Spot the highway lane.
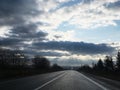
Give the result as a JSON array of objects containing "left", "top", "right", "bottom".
[
  {"left": 37, "top": 71, "right": 108, "bottom": 90},
  {"left": 0, "top": 70, "right": 118, "bottom": 90},
  {"left": 0, "top": 71, "right": 65, "bottom": 90}
]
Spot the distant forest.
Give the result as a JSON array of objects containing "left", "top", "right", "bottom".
[
  {"left": 0, "top": 48, "right": 63, "bottom": 79},
  {"left": 78, "top": 51, "right": 120, "bottom": 81}
]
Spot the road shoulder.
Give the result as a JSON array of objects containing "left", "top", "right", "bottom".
[{"left": 81, "top": 72, "right": 120, "bottom": 90}]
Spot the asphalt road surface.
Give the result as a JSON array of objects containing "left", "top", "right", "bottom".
[{"left": 0, "top": 70, "right": 119, "bottom": 90}]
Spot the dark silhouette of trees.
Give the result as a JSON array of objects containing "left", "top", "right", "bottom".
[
  {"left": 0, "top": 48, "right": 63, "bottom": 72},
  {"left": 79, "top": 56, "right": 115, "bottom": 73},
  {"left": 79, "top": 65, "right": 92, "bottom": 72},
  {"left": 51, "top": 63, "right": 63, "bottom": 71},
  {"left": 116, "top": 51, "right": 120, "bottom": 71},
  {"left": 33, "top": 56, "right": 50, "bottom": 70},
  {"left": 0, "top": 48, "right": 27, "bottom": 69},
  {"left": 78, "top": 51, "right": 120, "bottom": 81},
  {"left": 104, "top": 56, "right": 114, "bottom": 71},
  {"left": 96, "top": 59, "right": 104, "bottom": 71},
  {"left": 0, "top": 48, "right": 64, "bottom": 80}
]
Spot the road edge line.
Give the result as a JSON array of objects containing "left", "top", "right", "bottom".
[
  {"left": 34, "top": 73, "right": 65, "bottom": 90},
  {"left": 80, "top": 73, "right": 109, "bottom": 90}
]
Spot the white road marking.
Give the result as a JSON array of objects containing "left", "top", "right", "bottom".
[
  {"left": 80, "top": 73, "right": 109, "bottom": 90},
  {"left": 34, "top": 73, "right": 65, "bottom": 90}
]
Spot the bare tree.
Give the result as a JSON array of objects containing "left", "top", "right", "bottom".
[{"left": 33, "top": 56, "right": 50, "bottom": 69}]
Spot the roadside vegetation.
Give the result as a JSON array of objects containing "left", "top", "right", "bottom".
[
  {"left": 78, "top": 51, "right": 120, "bottom": 81},
  {"left": 0, "top": 48, "right": 63, "bottom": 80}
]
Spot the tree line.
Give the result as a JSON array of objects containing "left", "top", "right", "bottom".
[
  {"left": 0, "top": 48, "right": 63, "bottom": 79},
  {"left": 78, "top": 51, "right": 120, "bottom": 80}
]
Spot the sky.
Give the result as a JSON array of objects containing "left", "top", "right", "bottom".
[{"left": 0, "top": 0, "right": 120, "bottom": 66}]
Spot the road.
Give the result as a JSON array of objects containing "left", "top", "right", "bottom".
[{"left": 0, "top": 70, "right": 119, "bottom": 90}]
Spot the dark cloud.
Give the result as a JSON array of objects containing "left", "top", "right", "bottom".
[
  {"left": 0, "top": 0, "right": 48, "bottom": 51},
  {"left": 54, "top": 35, "right": 62, "bottom": 39},
  {"left": 9, "top": 23, "right": 48, "bottom": 40},
  {"left": 0, "top": 37, "right": 22, "bottom": 46},
  {"left": 36, "top": 51, "right": 67, "bottom": 57},
  {"left": 0, "top": 24, "right": 48, "bottom": 47},
  {"left": 105, "top": 1, "right": 120, "bottom": 9},
  {"left": 33, "top": 41, "right": 115, "bottom": 55},
  {"left": 0, "top": 0, "right": 44, "bottom": 26},
  {"left": 23, "top": 50, "right": 69, "bottom": 57}
]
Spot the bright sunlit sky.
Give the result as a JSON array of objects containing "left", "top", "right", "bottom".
[{"left": 0, "top": 0, "right": 120, "bottom": 66}]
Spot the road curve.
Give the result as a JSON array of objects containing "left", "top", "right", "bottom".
[{"left": 0, "top": 70, "right": 118, "bottom": 90}]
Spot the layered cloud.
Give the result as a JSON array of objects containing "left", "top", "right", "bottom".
[
  {"left": 33, "top": 41, "right": 115, "bottom": 55},
  {"left": 0, "top": 0, "right": 119, "bottom": 65},
  {"left": 36, "top": 0, "right": 120, "bottom": 30},
  {"left": 0, "top": 0, "right": 47, "bottom": 47}
]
